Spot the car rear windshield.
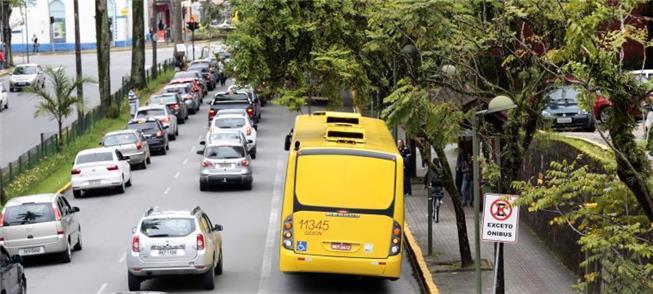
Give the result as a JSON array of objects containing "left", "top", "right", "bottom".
[
  {"left": 204, "top": 146, "right": 245, "bottom": 159},
  {"left": 13, "top": 66, "right": 37, "bottom": 75},
  {"left": 136, "top": 109, "right": 166, "bottom": 118},
  {"left": 209, "top": 132, "right": 242, "bottom": 142},
  {"left": 103, "top": 133, "right": 137, "bottom": 146},
  {"left": 215, "top": 117, "right": 245, "bottom": 128},
  {"left": 149, "top": 95, "right": 177, "bottom": 105},
  {"left": 128, "top": 122, "right": 159, "bottom": 132},
  {"left": 4, "top": 203, "right": 55, "bottom": 226},
  {"left": 140, "top": 218, "right": 196, "bottom": 238},
  {"left": 189, "top": 65, "right": 208, "bottom": 72},
  {"left": 212, "top": 94, "right": 249, "bottom": 104},
  {"left": 165, "top": 87, "right": 188, "bottom": 94},
  {"left": 76, "top": 152, "right": 114, "bottom": 164},
  {"left": 173, "top": 72, "right": 196, "bottom": 80}
]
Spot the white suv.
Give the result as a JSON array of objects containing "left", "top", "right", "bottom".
[{"left": 127, "top": 206, "right": 224, "bottom": 291}]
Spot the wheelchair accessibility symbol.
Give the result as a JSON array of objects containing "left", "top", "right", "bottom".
[{"left": 296, "top": 241, "right": 307, "bottom": 252}]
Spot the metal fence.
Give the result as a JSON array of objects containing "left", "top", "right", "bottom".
[{"left": 0, "top": 58, "right": 175, "bottom": 196}]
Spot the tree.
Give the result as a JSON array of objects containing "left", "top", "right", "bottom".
[
  {"left": 73, "top": 0, "right": 84, "bottom": 120},
  {"left": 24, "top": 67, "right": 93, "bottom": 151},
  {"left": 170, "top": 0, "right": 183, "bottom": 43},
  {"left": 95, "top": 0, "right": 112, "bottom": 116},
  {"left": 130, "top": 0, "right": 146, "bottom": 88},
  {"left": 1, "top": 0, "right": 23, "bottom": 67}
]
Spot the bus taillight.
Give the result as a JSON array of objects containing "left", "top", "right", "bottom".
[
  {"left": 282, "top": 215, "right": 294, "bottom": 250},
  {"left": 389, "top": 221, "right": 402, "bottom": 256}
]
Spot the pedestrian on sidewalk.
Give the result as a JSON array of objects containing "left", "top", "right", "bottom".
[
  {"left": 0, "top": 50, "right": 5, "bottom": 70},
  {"left": 398, "top": 139, "right": 412, "bottom": 196},
  {"left": 460, "top": 153, "right": 473, "bottom": 206},
  {"left": 32, "top": 35, "right": 39, "bottom": 53},
  {"left": 128, "top": 88, "right": 139, "bottom": 117}
]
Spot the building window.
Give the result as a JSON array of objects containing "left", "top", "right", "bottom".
[{"left": 49, "top": 0, "right": 65, "bottom": 43}]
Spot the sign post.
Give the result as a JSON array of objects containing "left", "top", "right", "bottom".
[{"left": 482, "top": 193, "right": 519, "bottom": 294}]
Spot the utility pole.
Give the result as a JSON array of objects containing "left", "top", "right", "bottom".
[
  {"left": 151, "top": 0, "right": 157, "bottom": 79},
  {"left": 24, "top": 3, "right": 29, "bottom": 63},
  {"left": 74, "top": 0, "right": 83, "bottom": 100}
]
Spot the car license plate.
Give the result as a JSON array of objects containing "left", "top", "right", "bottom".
[
  {"left": 330, "top": 243, "right": 352, "bottom": 251},
  {"left": 157, "top": 249, "right": 178, "bottom": 256},
  {"left": 556, "top": 117, "right": 572, "bottom": 124},
  {"left": 218, "top": 163, "right": 232, "bottom": 168},
  {"left": 19, "top": 246, "right": 43, "bottom": 256},
  {"left": 89, "top": 179, "right": 101, "bottom": 185}
]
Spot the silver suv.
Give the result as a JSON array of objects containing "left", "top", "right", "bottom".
[
  {"left": 127, "top": 206, "right": 223, "bottom": 291},
  {"left": 0, "top": 194, "right": 82, "bottom": 263},
  {"left": 197, "top": 140, "right": 253, "bottom": 191}
]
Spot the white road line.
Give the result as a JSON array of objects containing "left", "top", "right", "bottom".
[
  {"left": 96, "top": 283, "right": 108, "bottom": 294},
  {"left": 198, "top": 134, "right": 203, "bottom": 140},
  {"left": 174, "top": 172, "right": 180, "bottom": 179},
  {"left": 183, "top": 158, "right": 189, "bottom": 165},
  {"left": 258, "top": 158, "right": 284, "bottom": 294},
  {"left": 191, "top": 145, "right": 196, "bottom": 153},
  {"left": 164, "top": 187, "right": 171, "bottom": 195},
  {"left": 118, "top": 252, "right": 126, "bottom": 263}
]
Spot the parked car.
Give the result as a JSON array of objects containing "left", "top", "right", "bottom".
[
  {"left": 9, "top": 64, "right": 45, "bottom": 92},
  {"left": 135, "top": 105, "right": 178, "bottom": 140},
  {"left": 208, "top": 92, "right": 257, "bottom": 125},
  {"left": 101, "top": 129, "right": 151, "bottom": 169},
  {"left": 172, "top": 71, "right": 207, "bottom": 96},
  {"left": 589, "top": 71, "right": 652, "bottom": 123},
  {"left": 164, "top": 84, "right": 200, "bottom": 114},
  {"left": 71, "top": 147, "right": 133, "bottom": 198},
  {"left": 0, "top": 245, "right": 26, "bottom": 294},
  {"left": 197, "top": 140, "right": 254, "bottom": 190},
  {"left": 210, "top": 114, "right": 258, "bottom": 158},
  {"left": 541, "top": 85, "right": 596, "bottom": 132},
  {"left": 188, "top": 63, "right": 216, "bottom": 91},
  {"left": 0, "top": 85, "right": 7, "bottom": 112},
  {"left": 0, "top": 193, "right": 82, "bottom": 263},
  {"left": 149, "top": 93, "right": 189, "bottom": 124},
  {"left": 127, "top": 118, "right": 170, "bottom": 155},
  {"left": 127, "top": 206, "right": 223, "bottom": 291}
]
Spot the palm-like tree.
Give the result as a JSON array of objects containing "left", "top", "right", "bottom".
[{"left": 24, "top": 67, "right": 93, "bottom": 151}]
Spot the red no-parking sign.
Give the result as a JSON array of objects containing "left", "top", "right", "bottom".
[{"left": 481, "top": 194, "right": 519, "bottom": 243}]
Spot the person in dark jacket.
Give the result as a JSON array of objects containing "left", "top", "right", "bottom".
[{"left": 398, "top": 139, "right": 412, "bottom": 196}]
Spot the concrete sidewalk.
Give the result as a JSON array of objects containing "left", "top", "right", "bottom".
[{"left": 406, "top": 145, "right": 577, "bottom": 294}]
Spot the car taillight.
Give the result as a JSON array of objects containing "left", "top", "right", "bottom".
[
  {"left": 57, "top": 229, "right": 64, "bottom": 235},
  {"left": 53, "top": 205, "right": 62, "bottom": 221},
  {"left": 132, "top": 235, "right": 140, "bottom": 252},
  {"left": 197, "top": 234, "right": 205, "bottom": 250},
  {"left": 161, "top": 117, "right": 170, "bottom": 124},
  {"left": 240, "top": 159, "right": 249, "bottom": 167},
  {"left": 201, "top": 160, "right": 213, "bottom": 168},
  {"left": 389, "top": 220, "right": 402, "bottom": 256},
  {"left": 71, "top": 168, "right": 81, "bottom": 175},
  {"left": 246, "top": 126, "right": 252, "bottom": 136},
  {"left": 0, "top": 213, "right": 5, "bottom": 227},
  {"left": 246, "top": 107, "right": 254, "bottom": 117},
  {"left": 281, "top": 215, "right": 293, "bottom": 250},
  {"left": 155, "top": 131, "right": 163, "bottom": 137},
  {"left": 107, "top": 164, "right": 119, "bottom": 171},
  {"left": 172, "top": 103, "right": 180, "bottom": 110},
  {"left": 136, "top": 142, "right": 143, "bottom": 150}
]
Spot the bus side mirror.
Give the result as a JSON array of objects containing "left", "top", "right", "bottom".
[{"left": 284, "top": 134, "right": 291, "bottom": 151}]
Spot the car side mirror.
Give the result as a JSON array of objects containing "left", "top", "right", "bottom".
[
  {"left": 253, "top": 125, "right": 258, "bottom": 131},
  {"left": 284, "top": 134, "right": 292, "bottom": 151},
  {"left": 163, "top": 125, "right": 169, "bottom": 129},
  {"left": 247, "top": 139, "right": 253, "bottom": 144},
  {"left": 196, "top": 149, "right": 204, "bottom": 155},
  {"left": 131, "top": 227, "right": 136, "bottom": 234},
  {"left": 71, "top": 206, "right": 80, "bottom": 213},
  {"left": 214, "top": 224, "right": 223, "bottom": 231},
  {"left": 10, "top": 255, "right": 22, "bottom": 264},
  {"left": 99, "top": 141, "right": 103, "bottom": 146},
  {"left": 199, "top": 140, "right": 206, "bottom": 145}
]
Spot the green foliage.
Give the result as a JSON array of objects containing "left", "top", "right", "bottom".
[{"left": 514, "top": 158, "right": 653, "bottom": 292}]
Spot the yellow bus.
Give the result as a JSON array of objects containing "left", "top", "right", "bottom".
[{"left": 278, "top": 111, "right": 404, "bottom": 279}]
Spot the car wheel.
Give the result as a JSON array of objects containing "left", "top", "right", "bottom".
[
  {"left": 215, "top": 249, "right": 223, "bottom": 275},
  {"left": 60, "top": 241, "right": 72, "bottom": 263},
  {"left": 146, "top": 156, "right": 151, "bottom": 164},
  {"left": 166, "top": 143, "right": 170, "bottom": 151},
  {"left": 126, "top": 176, "right": 132, "bottom": 187},
  {"left": 251, "top": 147, "right": 257, "bottom": 159},
  {"left": 200, "top": 181, "right": 208, "bottom": 191},
  {"left": 599, "top": 107, "right": 612, "bottom": 124},
  {"left": 244, "top": 180, "right": 252, "bottom": 191},
  {"left": 160, "top": 147, "right": 167, "bottom": 155},
  {"left": 128, "top": 272, "right": 141, "bottom": 291},
  {"left": 73, "top": 227, "right": 82, "bottom": 251},
  {"left": 169, "top": 134, "right": 176, "bottom": 141},
  {"left": 73, "top": 190, "right": 82, "bottom": 199},
  {"left": 117, "top": 178, "right": 126, "bottom": 194},
  {"left": 20, "top": 276, "right": 26, "bottom": 294},
  {"left": 141, "top": 160, "right": 147, "bottom": 170},
  {"left": 9, "top": 87, "right": 13, "bottom": 92},
  {"left": 586, "top": 121, "right": 597, "bottom": 132},
  {"left": 202, "top": 265, "right": 216, "bottom": 290}
]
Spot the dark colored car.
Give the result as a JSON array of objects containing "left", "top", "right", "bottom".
[
  {"left": 127, "top": 119, "right": 170, "bottom": 155},
  {"left": 189, "top": 64, "right": 216, "bottom": 91},
  {"left": 541, "top": 85, "right": 596, "bottom": 132},
  {"left": 0, "top": 245, "right": 26, "bottom": 294},
  {"left": 208, "top": 92, "right": 256, "bottom": 125},
  {"left": 149, "top": 93, "right": 189, "bottom": 124}
]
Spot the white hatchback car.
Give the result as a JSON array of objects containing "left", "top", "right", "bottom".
[
  {"left": 210, "top": 114, "right": 257, "bottom": 158},
  {"left": 0, "top": 85, "right": 7, "bottom": 112},
  {"left": 71, "top": 147, "right": 132, "bottom": 198}
]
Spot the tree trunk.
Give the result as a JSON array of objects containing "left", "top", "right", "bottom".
[
  {"left": 1, "top": 3, "right": 13, "bottom": 67},
  {"left": 131, "top": 0, "right": 146, "bottom": 88},
  {"left": 74, "top": 0, "right": 84, "bottom": 118},
  {"left": 609, "top": 98, "right": 653, "bottom": 222},
  {"left": 57, "top": 120, "right": 63, "bottom": 152},
  {"left": 95, "top": 0, "right": 112, "bottom": 115},
  {"left": 170, "top": 0, "right": 183, "bottom": 43}
]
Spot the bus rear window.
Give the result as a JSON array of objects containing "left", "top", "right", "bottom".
[{"left": 295, "top": 155, "right": 395, "bottom": 210}]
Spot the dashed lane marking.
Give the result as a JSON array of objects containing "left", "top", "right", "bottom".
[
  {"left": 96, "top": 283, "right": 107, "bottom": 294},
  {"left": 118, "top": 252, "right": 126, "bottom": 263},
  {"left": 191, "top": 146, "right": 196, "bottom": 153},
  {"left": 183, "top": 158, "right": 189, "bottom": 165},
  {"left": 174, "top": 172, "right": 180, "bottom": 179},
  {"left": 164, "top": 187, "right": 171, "bottom": 195},
  {"left": 258, "top": 158, "right": 284, "bottom": 294}
]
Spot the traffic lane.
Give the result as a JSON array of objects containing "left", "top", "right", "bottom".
[{"left": 22, "top": 85, "right": 226, "bottom": 293}]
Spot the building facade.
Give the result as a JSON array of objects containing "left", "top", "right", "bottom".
[{"left": 9, "top": 0, "right": 147, "bottom": 52}]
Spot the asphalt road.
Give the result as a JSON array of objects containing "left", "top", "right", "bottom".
[
  {"left": 20, "top": 83, "right": 421, "bottom": 293},
  {"left": 0, "top": 46, "right": 177, "bottom": 167}
]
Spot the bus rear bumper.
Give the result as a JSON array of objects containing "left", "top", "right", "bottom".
[{"left": 279, "top": 249, "right": 401, "bottom": 279}]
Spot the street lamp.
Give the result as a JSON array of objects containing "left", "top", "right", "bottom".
[{"left": 472, "top": 95, "right": 516, "bottom": 294}]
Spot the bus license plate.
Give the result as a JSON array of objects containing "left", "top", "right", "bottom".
[
  {"left": 331, "top": 243, "right": 352, "bottom": 251},
  {"left": 157, "top": 249, "right": 178, "bottom": 256}
]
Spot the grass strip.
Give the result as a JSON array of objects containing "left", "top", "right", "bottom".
[{"left": 4, "top": 68, "right": 176, "bottom": 199}]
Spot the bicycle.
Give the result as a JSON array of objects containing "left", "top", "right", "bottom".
[{"left": 431, "top": 185, "right": 444, "bottom": 223}]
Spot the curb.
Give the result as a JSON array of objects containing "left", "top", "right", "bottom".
[
  {"left": 404, "top": 223, "right": 439, "bottom": 294},
  {"left": 56, "top": 182, "right": 71, "bottom": 195}
]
